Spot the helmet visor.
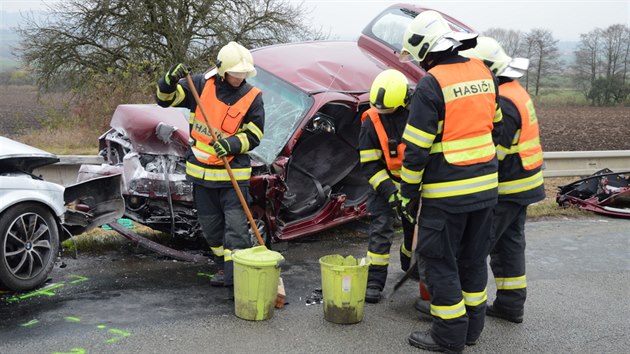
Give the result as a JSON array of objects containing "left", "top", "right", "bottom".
[{"left": 227, "top": 71, "right": 248, "bottom": 79}]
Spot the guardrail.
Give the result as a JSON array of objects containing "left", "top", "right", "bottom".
[
  {"left": 543, "top": 150, "right": 630, "bottom": 177},
  {"left": 34, "top": 151, "right": 630, "bottom": 186}
]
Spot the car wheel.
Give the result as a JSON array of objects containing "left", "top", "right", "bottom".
[
  {"left": 0, "top": 203, "right": 60, "bottom": 291},
  {"left": 249, "top": 219, "right": 270, "bottom": 248}
]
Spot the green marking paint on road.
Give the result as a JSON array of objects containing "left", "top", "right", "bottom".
[
  {"left": 64, "top": 316, "right": 81, "bottom": 322},
  {"left": 96, "top": 325, "right": 107, "bottom": 329},
  {"left": 7, "top": 283, "right": 65, "bottom": 302},
  {"left": 104, "top": 328, "right": 131, "bottom": 343},
  {"left": 68, "top": 275, "right": 89, "bottom": 284},
  {"left": 52, "top": 348, "right": 86, "bottom": 354},
  {"left": 19, "top": 319, "right": 40, "bottom": 327},
  {"left": 4, "top": 274, "right": 89, "bottom": 303},
  {"left": 197, "top": 272, "right": 214, "bottom": 278}
]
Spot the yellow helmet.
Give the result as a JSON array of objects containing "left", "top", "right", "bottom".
[
  {"left": 216, "top": 41, "right": 257, "bottom": 79},
  {"left": 369, "top": 69, "right": 409, "bottom": 114},
  {"left": 400, "top": 10, "right": 477, "bottom": 63},
  {"left": 460, "top": 36, "right": 530, "bottom": 78}
]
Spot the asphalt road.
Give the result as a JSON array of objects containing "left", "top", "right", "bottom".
[{"left": 1, "top": 218, "right": 629, "bottom": 353}]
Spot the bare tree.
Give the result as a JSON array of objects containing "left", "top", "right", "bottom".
[
  {"left": 16, "top": 0, "right": 326, "bottom": 92},
  {"left": 521, "top": 29, "right": 561, "bottom": 95},
  {"left": 573, "top": 29, "right": 603, "bottom": 98},
  {"left": 483, "top": 27, "right": 523, "bottom": 57},
  {"left": 600, "top": 24, "right": 628, "bottom": 79},
  {"left": 573, "top": 24, "right": 630, "bottom": 105}
]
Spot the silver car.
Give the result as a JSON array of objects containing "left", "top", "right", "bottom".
[{"left": 0, "top": 137, "right": 124, "bottom": 291}]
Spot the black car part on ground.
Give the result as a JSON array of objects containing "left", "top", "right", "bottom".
[{"left": 556, "top": 168, "right": 630, "bottom": 218}]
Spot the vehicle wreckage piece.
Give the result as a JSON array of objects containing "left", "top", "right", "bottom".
[
  {"left": 107, "top": 222, "right": 209, "bottom": 263},
  {"left": 556, "top": 169, "right": 630, "bottom": 218}
]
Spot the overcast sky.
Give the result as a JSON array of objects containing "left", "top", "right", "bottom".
[
  {"left": 305, "top": 0, "right": 629, "bottom": 41},
  {"left": 2, "top": 0, "right": 629, "bottom": 41}
]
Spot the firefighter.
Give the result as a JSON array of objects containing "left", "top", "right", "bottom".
[
  {"left": 155, "top": 41, "right": 264, "bottom": 289},
  {"left": 398, "top": 11, "right": 503, "bottom": 353},
  {"left": 461, "top": 37, "right": 545, "bottom": 324},
  {"left": 359, "top": 69, "right": 418, "bottom": 303}
]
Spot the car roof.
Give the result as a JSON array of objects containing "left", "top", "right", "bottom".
[{"left": 251, "top": 40, "right": 390, "bottom": 94}]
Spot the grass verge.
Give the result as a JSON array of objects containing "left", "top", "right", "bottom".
[{"left": 62, "top": 222, "right": 173, "bottom": 254}]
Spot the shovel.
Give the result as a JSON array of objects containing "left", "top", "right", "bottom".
[
  {"left": 185, "top": 74, "right": 285, "bottom": 306},
  {"left": 382, "top": 203, "right": 421, "bottom": 299}
]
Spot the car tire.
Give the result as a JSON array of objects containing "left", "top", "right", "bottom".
[
  {"left": 249, "top": 219, "right": 270, "bottom": 248},
  {"left": 0, "top": 203, "right": 60, "bottom": 291}
]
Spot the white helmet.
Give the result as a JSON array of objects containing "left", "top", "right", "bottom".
[
  {"left": 216, "top": 41, "right": 257, "bottom": 79},
  {"left": 460, "top": 37, "right": 529, "bottom": 78},
  {"left": 400, "top": 10, "right": 478, "bottom": 63}
]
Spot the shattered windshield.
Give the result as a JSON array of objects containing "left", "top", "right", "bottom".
[{"left": 248, "top": 68, "right": 313, "bottom": 165}]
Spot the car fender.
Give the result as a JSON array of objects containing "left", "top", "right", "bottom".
[{"left": 0, "top": 177, "right": 66, "bottom": 218}]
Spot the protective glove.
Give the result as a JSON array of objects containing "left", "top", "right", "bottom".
[
  {"left": 164, "top": 63, "right": 191, "bottom": 86},
  {"left": 213, "top": 139, "right": 231, "bottom": 158},
  {"left": 388, "top": 191, "right": 402, "bottom": 217},
  {"left": 401, "top": 195, "right": 420, "bottom": 224}
]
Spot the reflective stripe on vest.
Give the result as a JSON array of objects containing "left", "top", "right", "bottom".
[
  {"left": 362, "top": 108, "right": 405, "bottom": 177},
  {"left": 500, "top": 80, "right": 543, "bottom": 170},
  {"left": 367, "top": 251, "right": 390, "bottom": 266},
  {"left": 498, "top": 170, "right": 544, "bottom": 195},
  {"left": 430, "top": 299, "right": 466, "bottom": 320},
  {"left": 496, "top": 275, "right": 527, "bottom": 290},
  {"left": 422, "top": 172, "right": 498, "bottom": 199},
  {"left": 429, "top": 59, "right": 497, "bottom": 166},
  {"left": 191, "top": 77, "right": 260, "bottom": 166},
  {"left": 462, "top": 288, "right": 487, "bottom": 307},
  {"left": 185, "top": 161, "right": 251, "bottom": 181}
]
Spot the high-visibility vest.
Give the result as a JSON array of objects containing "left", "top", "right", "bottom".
[
  {"left": 428, "top": 59, "right": 496, "bottom": 166},
  {"left": 190, "top": 77, "right": 260, "bottom": 166},
  {"left": 499, "top": 80, "right": 543, "bottom": 170},
  {"left": 361, "top": 107, "right": 405, "bottom": 177}
]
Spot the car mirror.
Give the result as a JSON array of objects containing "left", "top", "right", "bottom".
[{"left": 155, "top": 122, "right": 178, "bottom": 144}]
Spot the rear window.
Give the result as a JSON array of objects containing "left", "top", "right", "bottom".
[{"left": 369, "top": 8, "right": 471, "bottom": 53}]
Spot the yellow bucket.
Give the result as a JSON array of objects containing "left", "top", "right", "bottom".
[
  {"left": 232, "top": 246, "right": 284, "bottom": 321},
  {"left": 319, "top": 254, "right": 369, "bottom": 324}
]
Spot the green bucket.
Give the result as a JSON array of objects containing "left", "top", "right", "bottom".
[
  {"left": 232, "top": 246, "right": 285, "bottom": 321},
  {"left": 319, "top": 254, "right": 369, "bottom": 324}
]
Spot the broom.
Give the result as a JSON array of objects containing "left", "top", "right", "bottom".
[{"left": 185, "top": 74, "right": 285, "bottom": 308}]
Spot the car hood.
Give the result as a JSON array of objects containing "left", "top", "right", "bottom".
[
  {"left": 252, "top": 40, "right": 388, "bottom": 94},
  {"left": 0, "top": 136, "right": 60, "bottom": 173}
]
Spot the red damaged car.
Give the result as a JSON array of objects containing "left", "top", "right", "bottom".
[{"left": 78, "top": 4, "right": 474, "bottom": 244}]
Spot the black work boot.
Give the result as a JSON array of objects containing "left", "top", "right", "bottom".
[
  {"left": 210, "top": 270, "right": 225, "bottom": 287},
  {"left": 486, "top": 304, "right": 523, "bottom": 323},
  {"left": 365, "top": 285, "right": 382, "bottom": 303},
  {"left": 408, "top": 330, "right": 462, "bottom": 353}
]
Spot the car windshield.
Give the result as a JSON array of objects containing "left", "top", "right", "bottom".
[
  {"left": 248, "top": 68, "right": 313, "bottom": 165},
  {"left": 370, "top": 8, "right": 470, "bottom": 53}
]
